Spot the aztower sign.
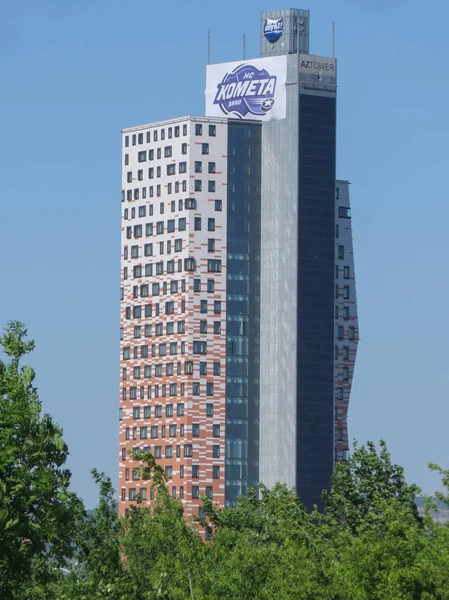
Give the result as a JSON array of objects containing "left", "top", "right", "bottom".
[
  {"left": 205, "top": 56, "right": 287, "bottom": 121},
  {"left": 299, "top": 54, "right": 336, "bottom": 78}
]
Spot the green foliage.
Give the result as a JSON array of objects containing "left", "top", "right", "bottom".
[
  {"left": 323, "top": 440, "right": 422, "bottom": 532},
  {"left": 0, "top": 322, "right": 83, "bottom": 599},
  {"left": 3, "top": 322, "right": 449, "bottom": 599}
]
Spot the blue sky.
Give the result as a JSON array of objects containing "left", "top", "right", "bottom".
[{"left": 1, "top": 0, "right": 449, "bottom": 507}]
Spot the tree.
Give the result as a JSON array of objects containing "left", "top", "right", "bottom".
[
  {"left": 323, "top": 440, "right": 422, "bottom": 532},
  {"left": 0, "top": 322, "right": 82, "bottom": 599}
]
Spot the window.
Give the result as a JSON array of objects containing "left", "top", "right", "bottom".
[
  {"left": 177, "top": 403, "right": 184, "bottom": 416},
  {"left": 179, "top": 161, "right": 187, "bottom": 173},
  {"left": 343, "top": 286, "right": 350, "bottom": 300},
  {"left": 343, "top": 367, "right": 349, "bottom": 380},
  {"left": 214, "top": 301, "right": 221, "bottom": 314},
  {"left": 200, "top": 362, "right": 207, "bottom": 375},
  {"left": 208, "top": 239, "right": 215, "bottom": 252},
  {"left": 344, "top": 306, "right": 350, "bottom": 320},
  {"left": 129, "top": 488, "right": 136, "bottom": 501},
  {"left": 212, "top": 445, "right": 220, "bottom": 458},
  {"left": 339, "top": 206, "right": 351, "bottom": 218},
  {"left": 192, "top": 382, "right": 200, "bottom": 395},
  {"left": 138, "top": 151, "right": 147, "bottom": 162},
  {"left": 215, "top": 199, "right": 222, "bottom": 212},
  {"left": 349, "top": 327, "right": 355, "bottom": 341},
  {"left": 205, "top": 486, "right": 213, "bottom": 499},
  {"left": 344, "top": 266, "right": 350, "bottom": 279},
  {"left": 206, "top": 403, "right": 214, "bottom": 417},
  {"left": 165, "top": 466, "right": 173, "bottom": 479},
  {"left": 200, "top": 320, "right": 207, "bottom": 334},
  {"left": 154, "top": 446, "right": 162, "bottom": 459},
  {"left": 195, "top": 123, "right": 202, "bottom": 135},
  {"left": 164, "top": 145, "right": 172, "bottom": 158},
  {"left": 181, "top": 143, "right": 187, "bottom": 155},
  {"left": 337, "top": 326, "right": 344, "bottom": 340},
  {"left": 207, "top": 382, "right": 214, "bottom": 396},
  {"left": 209, "top": 124, "right": 216, "bottom": 136},
  {"left": 336, "top": 224, "right": 339, "bottom": 238},
  {"left": 167, "top": 164, "right": 176, "bottom": 176},
  {"left": 192, "top": 486, "right": 199, "bottom": 499},
  {"left": 343, "top": 346, "right": 350, "bottom": 360},
  {"left": 184, "top": 444, "right": 193, "bottom": 457},
  {"left": 207, "top": 279, "right": 215, "bottom": 293},
  {"left": 192, "top": 465, "right": 199, "bottom": 478},
  {"left": 194, "top": 279, "right": 201, "bottom": 292},
  {"left": 208, "top": 218, "right": 215, "bottom": 231},
  {"left": 208, "top": 260, "right": 221, "bottom": 273},
  {"left": 137, "top": 171, "right": 143, "bottom": 182},
  {"left": 213, "top": 321, "right": 221, "bottom": 334},
  {"left": 208, "top": 181, "right": 216, "bottom": 192},
  {"left": 165, "top": 446, "right": 173, "bottom": 458},
  {"left": 202, "top": 143, "right": 209, "bottom": 154},
  {"left": 179, "top": 217, "right": 186, "bottom": 231},
  {"left": 213, "top": 466, "right": 220, "bottom": 479},
  {"left": 194, "top": 217, "right": 201, "bottom": 231},
  {"left": 125, "top": 135, "right": 129, "bottom": 147},
  {"left": 138, "top": 133, "right": 143, "bottom": 144},
  {"left": 195, "top": 161, "right": 202, "bottom": 173},
  {"left": 338, "top": 245, "right": 344, "bottom": 259},
  {"left": 184, "top": 257, "right": 196, "bottom": 271},
  {"left": 208, "top": 162, "right": 216, "bottom": 174},
  {"left": 193, "top": 341, "right": 207, "bottom": 354},
  {"left": 194, "top": 180, "right": 202, "bottom": 192},
  {"left": 213, "top": 362, "right": 221, "bottom": 376}
]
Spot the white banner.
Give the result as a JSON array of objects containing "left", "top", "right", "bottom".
[{"left": 205, "top": 55, "right": 287, "bottom": 122}]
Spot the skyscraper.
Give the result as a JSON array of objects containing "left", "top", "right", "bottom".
[{"left": 118, "top": 8, "right": 358, "bottom": 517}]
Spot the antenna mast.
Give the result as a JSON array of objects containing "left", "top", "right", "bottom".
[
  {"left": 243, "top": 33, "right": 246, "bottom": 59},
  {"left": 208, "top": 29, "right": 211, "bottom": 64},
  {"left": 332, "top": 22, "right": 335, "bottom": 58}
]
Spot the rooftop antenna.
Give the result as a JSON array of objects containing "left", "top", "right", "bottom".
[
  {"left": 332, "top": 21, "right": 335, "bottom": 58},
  {"left": 208, "top": 28, "right": 211, "bottom": 64},
  {"left": 243, "top": 33, "right": 246, "bottom": 59}
]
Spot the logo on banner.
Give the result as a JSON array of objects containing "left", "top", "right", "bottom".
[
  {"left": 264, "top": 18, "right": 284, "bottom": 43},
  {"left": 213, "top": 63, "right": 277, "bottom": 118}
]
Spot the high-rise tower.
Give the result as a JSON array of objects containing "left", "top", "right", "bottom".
[
  {"left": 259, "top": 9, "right": 339, "bottom": 508},
  {"left": 118, "top": 8, "right": 359, "bottom": 517}
]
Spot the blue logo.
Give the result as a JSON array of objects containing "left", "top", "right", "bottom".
[
  {"left": 264, "top": 18, "right": 284, "bottom": 43},
  {"left": 213, "top": 63, "right": 277, "bottom": 118}
]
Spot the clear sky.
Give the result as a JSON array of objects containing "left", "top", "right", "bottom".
[{"left": 1, "top": 0, "right": 449, "bottom": 507}]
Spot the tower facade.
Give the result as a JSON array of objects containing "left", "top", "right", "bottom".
[
  {"left": 259, "top": 9, "right": 338, "bottom": 508},
  {"left": 334, "top": 181, "right": 359, "bottom": 461},
  {"left": 118, "top": 7, "right": 359, "bottom": 516},
  {"left": 119, "top": 117, "right": 262, "bottom": 516}
]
